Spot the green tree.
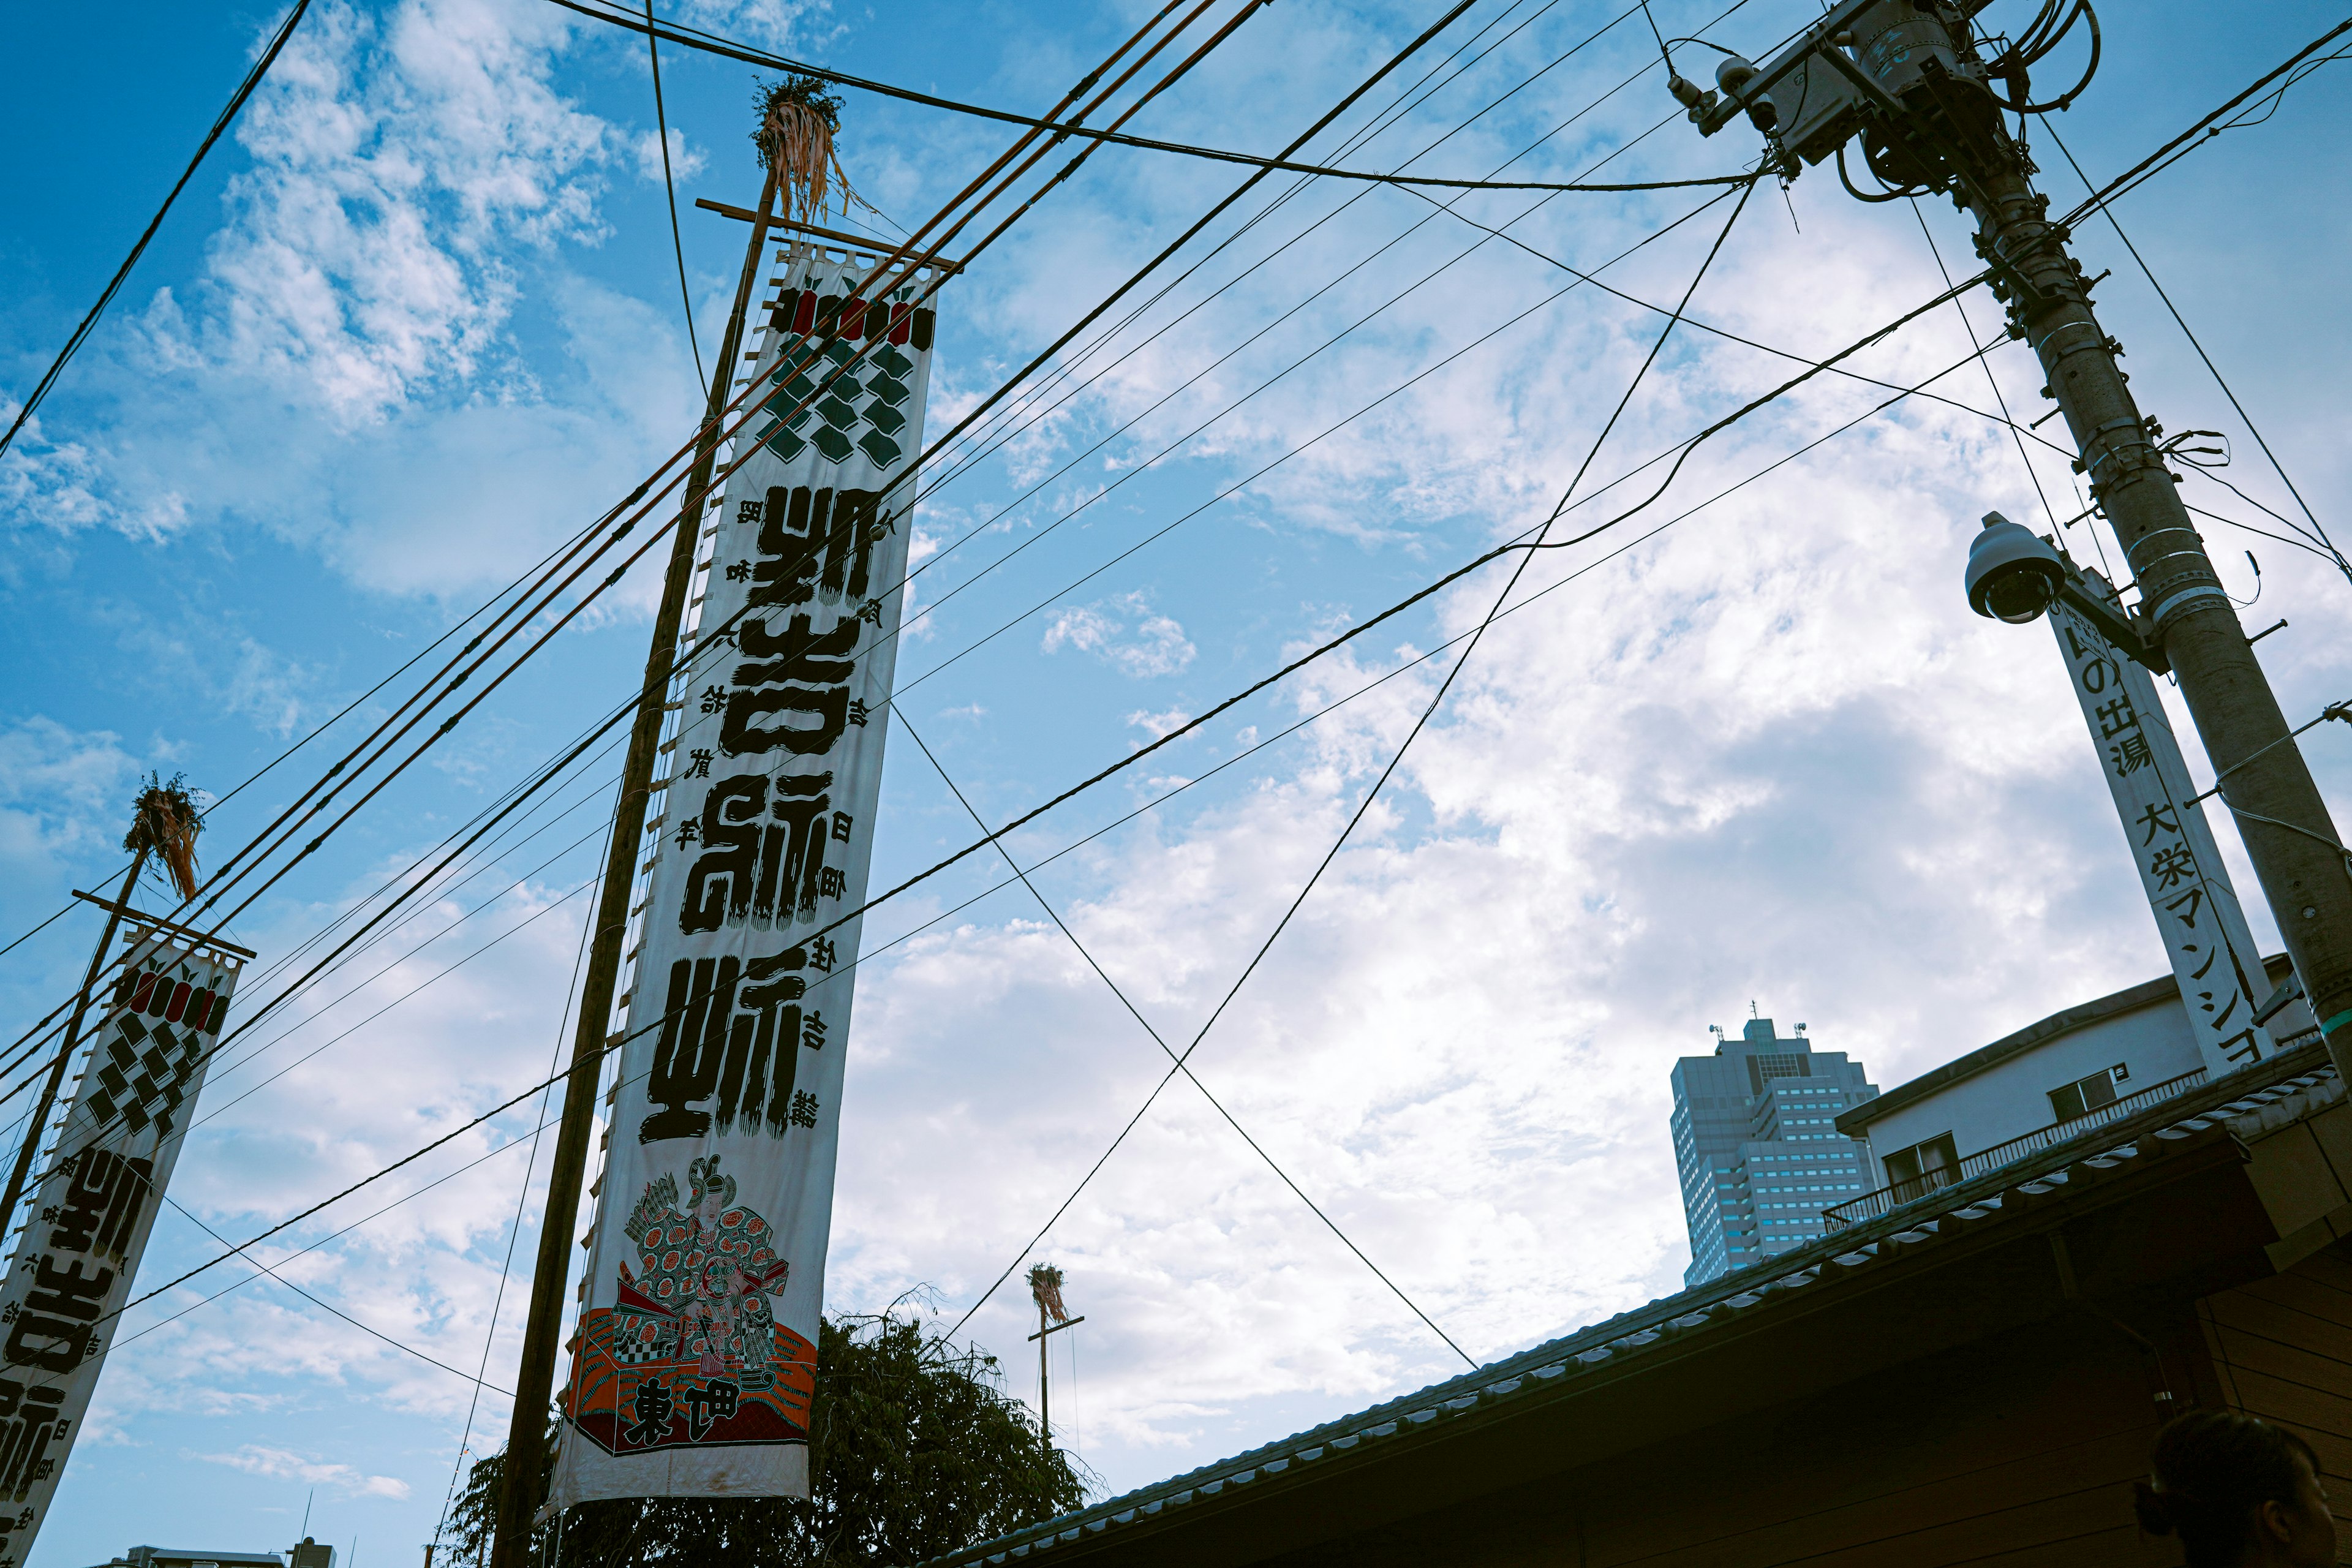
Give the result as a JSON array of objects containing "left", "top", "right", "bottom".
[{"left": 447, "top": 1310, "right": 1085, "bottom": 1567}]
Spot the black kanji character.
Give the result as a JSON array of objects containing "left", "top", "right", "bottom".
[
  {"left": 790, "top": 1091, "right": 820, "bottom": 1128},
  {"left": 2218, "top": 1028, "right": 2263, "bottom": 1065},
  {"left": 622, "top": 1378, "right": 676, "bottom": 1446},
  {"left": 802, "top": 1012, "right": 827, "bottom": 1050},
  {"left": 2136, "top": 801, "right": 2180, "bottom": 845},
  {"left": 2109, "top": 732, "right": 2154, "bottom": 776},
  {"left": 831, "top": 810, "right": 853, "bottom": 844},
  {"left": 2148, "top": 845, "right": 2197, "bottom": 889},
  {"left": 725, "top": 559, "right": 753, "bottom": 583},
  {"left": 847, "top": 698, "right": 871, "bottom": 728},
  {"left": 820, "top": 867, "right": 846, "bottom": 900},
  {"left": 807, "top": 937, "right": 835, "bottom": 972},
  {"left": 682, "top": 1378, "right": 741, "bottom": 1441},
  {"left": 684, "top": 749, "right": 714, "bottom": 780},
  {"left": 676, "top": 818, "right": 701, "bottom": 850},
  {"left": 856, "top": 597, "right": 883, "bottom": 625},
  {"left": 736, "top": 501, "right": 763, "bottom": 527},
  {"left": 699, "top": 685, "right": 728, "bottom": 715},
  {"left": 682, "top": 1378, "right": 742, "bottom": 1441},
  {"left": 2095, "top": 695, "right": 2139, "bottom": 740}
]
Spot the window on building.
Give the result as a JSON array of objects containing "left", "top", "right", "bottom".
[
  {"left": 1883, "top": 1132, "right": 1959, "bottom": 1202},
  {"left": 2048, "top": 1064, "right": 2129, "bottom": 1122}
]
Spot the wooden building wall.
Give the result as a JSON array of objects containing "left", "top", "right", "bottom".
[
  {"left": 1261, "top": 1247, "right": 2352, "bottom": 1568},
  {"left": 2198, "top": 1235, "right": 2352, "bottom": 1509}
]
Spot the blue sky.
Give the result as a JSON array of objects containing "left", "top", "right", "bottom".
[{"left": 4, "top": 0, "right": 2350, "bottom": 1561}]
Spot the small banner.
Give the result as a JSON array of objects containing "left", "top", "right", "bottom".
[
  {"left": 0, "top": 927, "right": 246, "bottom": 1566},
  {"left": 551, "top": 245, "right": 941, "bottom": 1506},
  {"left": 2050, "top": 586, "right": 2278, "bottom": 1074}
]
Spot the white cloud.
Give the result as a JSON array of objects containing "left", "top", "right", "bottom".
[
  {"left": 1125, "top": 707, "right": 1191, "bottom": 741},
  {"left": 192, "top": 1444, "right": 413, "bottom": 1499},
  {"left": 1042, "top": 592, "right": 1196, "bottom": 677},
  {"left": 630, "top": 126, "right": 706, "bottom": 186}
]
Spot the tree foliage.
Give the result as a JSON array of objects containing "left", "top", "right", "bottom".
[{"left": 448, "top": 1310, "right": 1085, "bottom": 1568}]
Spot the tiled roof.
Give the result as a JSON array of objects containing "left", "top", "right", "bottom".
[{"left": 922, "top": 1041, "right": 2339, "bottom": 1568}]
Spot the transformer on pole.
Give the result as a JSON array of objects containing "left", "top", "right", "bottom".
[{"left": 1676, "top": 1, "right": 2352, "bottom": 1071}]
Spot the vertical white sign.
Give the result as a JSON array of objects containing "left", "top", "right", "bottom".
[
  {"left": 2050, "top": 585, "right": 2279, "bottom": 1074},
  {"left": 0, "top": 928, "right": 245, "bottom": 1566},
  {"left": 551, "top": 246, "right": 940, "bottom": 1506}
]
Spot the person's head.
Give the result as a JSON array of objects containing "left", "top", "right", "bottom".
[{"left": 2136, "top": 1410, "right": 2335, "bottom": 1566}]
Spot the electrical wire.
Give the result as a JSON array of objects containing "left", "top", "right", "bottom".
[
  {"left": 896, "top": 709, "right": 1473, "bottom": 1365},
  {"left": 546, "top": 0, "right": 1752, "bottom": 195},
  {"left": 644, "top": 0, "right": 706, "bottom": 396},
  {"left": 902, "top": 0, "right": 1681, "bottom": 508},
  {"left": 1911, "top": 198, "right": 2060, "bottom": 533},
  {"left": 2055, "top": 18, "right": 2352, "bottom": 230},
  {"left": 0, "top": 0, "right": 315, "bottom": 460},
  {"left": 2042, "top": 124, "right": 2348, "bottom": 586},
  {"left": 935, "top": 175, "right": 1760, "bottom": 1353},
  {"left": 891, "top": 183, "right": 1753, "bottom": 707},
  {"left": 161, "top": 1192, "right": 515, "bottom": 1395},
  {"left": 889, "top": 148, "right": 1743, "bottom": 674},
  {"left": 45, "top": 316, "right": 2020, "bottom": 1398},
  {"left": 433, "top": 809, "right": 606, "bottom": 1553},
  {"left": 16, "top": 0, "right": 1302, "bottom": 1253}
]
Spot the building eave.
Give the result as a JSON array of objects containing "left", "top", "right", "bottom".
[{"left": 919, "top": 1040, "right": 2337, "bottom": 1568}]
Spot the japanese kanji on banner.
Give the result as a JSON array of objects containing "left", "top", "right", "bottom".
[
  {"left": 0, "top": 927, "right": 245, "bottom": 1567},
  {"left": 2050, "top": 579, "right": 2279, "bottom": 1074},
  {"left": 550, "top": 246, "right": 941, "bottom": 1506}
]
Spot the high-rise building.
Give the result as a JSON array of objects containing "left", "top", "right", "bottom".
[{"left": 1670, "top": 1017, "right": 1879, "bottom": 1287}]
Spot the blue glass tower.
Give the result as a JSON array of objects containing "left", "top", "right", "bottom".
[{"left": 1670, "top": 1017, "right": 1879, "bottom": 1287}]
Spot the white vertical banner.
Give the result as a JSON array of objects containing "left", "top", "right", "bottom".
[
  {"left": 0, "top": 928, "right": 246, "bottom": 1567},
  {"left": 551, "top": 245, "right": 941, "bottom": 1506},
  {"left": 2049, "top": 584, "right": 2279, "bottom": 1075}
]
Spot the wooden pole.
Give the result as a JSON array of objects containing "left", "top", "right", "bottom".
[
  {"left": 486, "top": 159, "right": 782, "bottom": 1568},
  {"left": 1039, "top": 1300, "right": 1050, "bottom": 1458},
  {"left": 0, "top": 848, "right": 148, "bottom": 1251}
]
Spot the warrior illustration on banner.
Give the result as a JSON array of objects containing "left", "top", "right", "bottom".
[{"left": 564, "top": 1156, "right": 815, "bottom": 1454}]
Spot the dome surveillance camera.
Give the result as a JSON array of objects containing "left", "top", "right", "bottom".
[{"left": 1965, "top": 511, "right": 2067, "bottom": 624}]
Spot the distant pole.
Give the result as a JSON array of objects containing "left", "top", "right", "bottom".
[
  {"left": 486, "top": 158, "right": 783, "bottom": 1568},
  {"left": 1038, "top": 1297, "right": 1051, "bottom": 1457},
  {"left": 0, "top": 847, "right": 146, "bottom": 1252}
]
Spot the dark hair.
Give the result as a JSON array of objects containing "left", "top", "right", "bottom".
[{"left": 2135, "top": 1410, "right": 2320, "bottom": 1566}]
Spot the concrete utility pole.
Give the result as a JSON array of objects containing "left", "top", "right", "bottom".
[{"left": 1679, "top": 1, "right": 2352, "bottom": 1064}]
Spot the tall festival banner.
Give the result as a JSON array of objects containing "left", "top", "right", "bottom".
[
  {"left": 0, "top": 929, "right": 246, "bottom": 1566},
  {"left": 2049, "top": 577, "right": 2281, "bottom": 1075},
  {"left": 551, "top": 246, "right": 941, "bottom": 1505}
]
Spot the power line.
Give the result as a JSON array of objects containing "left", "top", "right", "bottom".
[
  {"left": 2054, "top": 18, "right": 2352, "bottom": 230},
  {"left": 545, "top": 0, "right": 1752, "bottom": 194},
  {"left": 936, "top": 173, "right": 1760, "bottom": 1353},
  {"left": 2042, "top": 124, "right": 2347, "bottom": 583},
  {"left": 896, "top": 709, "right": 1474, "bottom": 1366},
  {"left": 160, "top": 1192, "right": 514, "bottom": 1395},
  {"left": 892, "top": 183, "right": 1755, "bottom": 705},
  {"left": 643, "top": 0, "right": 706, "bottom": 396},
  {"left": 0, "top": 0, "right": 314, "bottom": 460},
  {"left": 50, "top": 315, "right": 2018, "bottom": 1396}
]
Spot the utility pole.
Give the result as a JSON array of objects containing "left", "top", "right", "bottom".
[
  {"left": 1679, "top": 2, "right": 2352, "bottom": 1065},
  {"left": 1025, "top": 1264, "right": 1082, "bottom": 1459},
  {"left": 486, "top": 162, "right": 781, "bottom": 1568}
]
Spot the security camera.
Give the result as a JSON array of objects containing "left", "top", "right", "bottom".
[{"left": 1965, "top": 511, "right": 2067, "bottom": 624}]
